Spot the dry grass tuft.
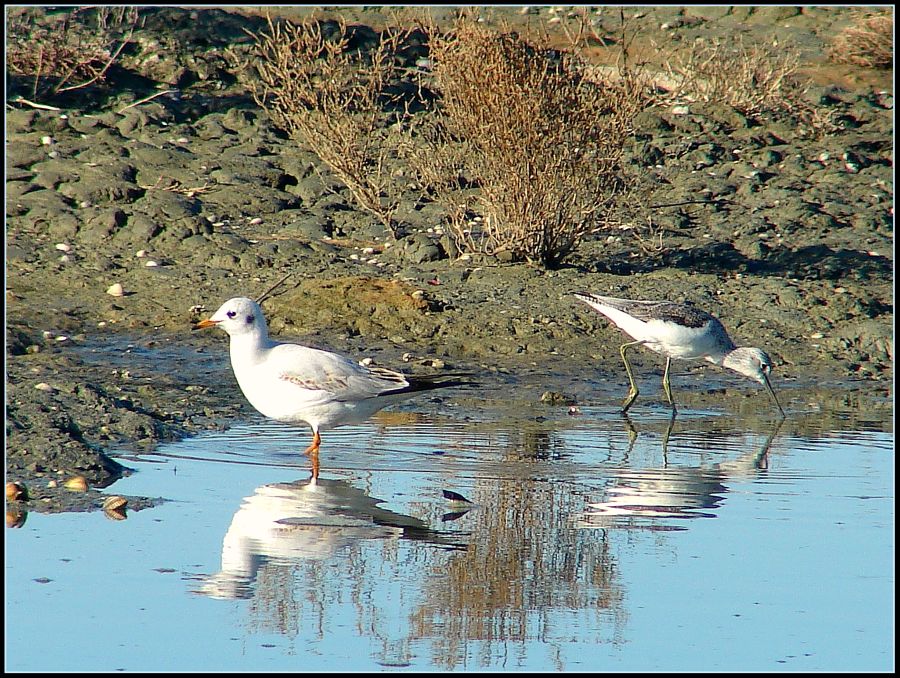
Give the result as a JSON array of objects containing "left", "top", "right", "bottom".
[
  {"left": 6, "top": 7, "right": 138, "bottom": 103},
  {"left": 402, "top": 17, "right": 646, "bottom": 267},
  {"left": 664, "top": 36, "right": 808, "bottom": 120},
  {"left": 662, "top": 35, "right": 840, "bottom": 136},
  {"left": 828, "top": 10, "right": 893, "bottom": 69}
]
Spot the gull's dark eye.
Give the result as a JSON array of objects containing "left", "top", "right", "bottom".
[
  {"left": 245, "top": 315, "right": 254, "bottom": 325},
  {"left": 226, "top": 310, "right": 237, "bottom": 319}
]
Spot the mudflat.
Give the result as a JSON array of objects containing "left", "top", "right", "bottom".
[{"left": 6, "top": 7, "right": 892, "bottom": 515}]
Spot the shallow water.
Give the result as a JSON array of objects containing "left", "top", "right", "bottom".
[{"left": 5, "top": 398, "right": 893, "bottom": 672}]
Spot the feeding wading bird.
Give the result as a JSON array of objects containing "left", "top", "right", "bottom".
[{"left": 573, "top": 293, "right": 784, "bottom": 416}]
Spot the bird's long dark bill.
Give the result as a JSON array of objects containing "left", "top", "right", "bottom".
[
  {"left": 192, "top": 319, "right": 219, "bottom": 331},
  {"left": 763, "top": 373, "right": 785, "bottom": 417}
]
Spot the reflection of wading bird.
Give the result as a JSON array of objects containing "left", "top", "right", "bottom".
[
  {"left": 575, "top": 417, "right": 783, "bottom": 528},
  {"left": 574, "top": 293, "right": 784, "bottom": 416},
  {"left": 194, "top": 297, "right": 472, "bottom": 479}
]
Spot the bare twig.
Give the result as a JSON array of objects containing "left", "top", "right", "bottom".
[
  {"left": 117, "top": 90, "right": 177, "bottom": 114},
  {"left": 256, "top": 272, "right": 293, "bottom": 304},
  {"left": 11, "top": 96, "right": 62, "bottom": 111}
]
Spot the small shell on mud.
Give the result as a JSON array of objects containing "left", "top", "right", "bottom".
[
  {"left": 106, "top": 283, "right": 125, "bottom": 297},
  {"left": 63, "top": 476, "right": 89, "bottom": 492},
  {"left": 6, "top": 481, "right": 28, "bottom": 502},
  {"left": 102, "top": 496, "right": 128, "bottom": 512}
]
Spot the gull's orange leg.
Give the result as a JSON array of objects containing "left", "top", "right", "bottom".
[{"left": 303, "top": 430, "right": 321, "bottom": 480}]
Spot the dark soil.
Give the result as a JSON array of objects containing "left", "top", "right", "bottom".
[{"left": 5, "top": 7, "right": 893, "bottom": 518}]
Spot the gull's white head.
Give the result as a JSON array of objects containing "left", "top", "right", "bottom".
[{"left": 194, "top": 297, "right": 268, "bottom": 339}]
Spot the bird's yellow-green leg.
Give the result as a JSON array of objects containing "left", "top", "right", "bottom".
[
  {"left": 661, "top": 356, "right": 678, "bottom": 413},
  {"left": 619, "top": 340, "right": 644, "bottom": 413}
]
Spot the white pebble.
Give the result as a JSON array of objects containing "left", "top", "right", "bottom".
[
  {"left": 671, "top": 105, "right": 690, "bottom": 115},
  {"left": 809, "top": 332, "right": 825, "bottom": 339},
  {"left": 34, "top": 382, "right": 55, "bottom": 391},
  {"left": 411, "top": 290, "right": 425, "bottom": 301},
  {"left": 144, "top": 260, "right": 159, "bottom": 267},
  {"left": 106, "top": 283, "right": 125, "bottom": 297},
  {"left": 249, "top": 217, "right": 263, "bottom": 225},
  {"left": 55, "top": 243, "right": 72, "bottom": 252},
  {"left": 40, "top": 136, "right": 53, "bottom": 146},
  {"left": 362, "top": 247, "right": 375, "bottom": 254},
  {"left": 359, "top": 357, "right": 374, "bottom": 366},
  {"left": 135, "top": 250, "right": 148, "bottom": 258}
]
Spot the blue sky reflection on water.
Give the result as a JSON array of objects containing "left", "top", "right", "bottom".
[{"left": 5, "top": 409, "right": 894, "bottom": 672}]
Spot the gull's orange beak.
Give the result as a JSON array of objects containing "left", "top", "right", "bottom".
[{"left": 192, "top": 318, "right": 219, "bottom": 331}]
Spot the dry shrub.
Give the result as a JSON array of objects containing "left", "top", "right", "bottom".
[
  {"left": 6, "top": 6, "right": 138, "bottom": 102},
  {"left": 246, "top": 16, "right": 416, "bottom": 238},
  {"left": 828, "top": 10, "right": 893, "bottom": 69},
  {"left": 403, "top": 18, "right": 645, "bottom": 268}
]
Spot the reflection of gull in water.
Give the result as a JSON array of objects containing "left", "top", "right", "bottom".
[
  {"left": 196, "top": 477, "right": 462, "bottom": 599},
  {"left": 575, "top": 418, "right": 782, "bottom": 529}
]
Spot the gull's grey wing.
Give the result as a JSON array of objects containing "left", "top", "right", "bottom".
[{"left": 268, "top": 343, "right": 410, "bottom": 400}]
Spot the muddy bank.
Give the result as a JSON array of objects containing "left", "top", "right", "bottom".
[{"left": 5, "top": 6, "right": 893, "bottom": 517}]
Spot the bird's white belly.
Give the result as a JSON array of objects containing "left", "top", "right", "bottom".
[
  {"left": 234, "top": 367, "right": 325, "bottom": 422},
  {"left": 641, "top": 320, "right": 718, "bottom": 360},
  {"left": 233, "top": 367, "right": 386, "bottom": 431}
]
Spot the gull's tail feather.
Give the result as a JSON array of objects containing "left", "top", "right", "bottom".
[{"left": 392, "top": 372, "right": 477, "bottom": 396}]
